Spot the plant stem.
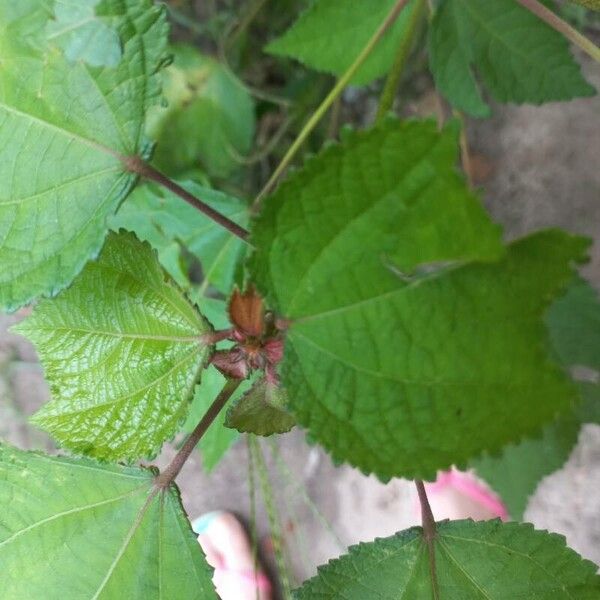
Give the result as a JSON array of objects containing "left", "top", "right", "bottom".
[
  {"left": 376, "top": 0, "right": 428, "bottom": 122},
  {"left": 252, "top": 0, "right": 413, "bottom": 209},
  {"left": 515, "top": 0, "right": 600, "bottom": 63},
  {"left": 202, "top": 328, "right": 234, "bottom": 345},
  {"left": 155, "top": 379, "right": 242, "bottom": 488},
  {"left": 415, "top": 480, "right": 440, "bottom": 600},
  {"left": 123, "top": 156, "right": 250, "bottom": 243}
]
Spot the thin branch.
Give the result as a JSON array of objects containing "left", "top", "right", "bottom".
[
  {"left": 515, "top": 0, "right": 600, "bottom": 63},
  {"left": 155, "top": 378, "right": 242, "bottom": 489},
  {"left": 123, "top": 156, "right": 250, "bottom": 243},
  {"left": 415, "top": 480, "right": 440, "bottom": 600},
  {"left": 252, "top": 0, "right": 413, "bottom": 210},
  {"left": 376, "top": 0, "right": 428, "bottom": 122}
]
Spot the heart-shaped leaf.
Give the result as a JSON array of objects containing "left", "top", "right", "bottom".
[
  {"left": 295, "top": 520, "right": 600, "bottom": 598},
  {"left": 14, "top": 231, "right": 212, "bottom": 462},
  {"left": 250, "top": 119, "right": 588, "bottom": 480}
]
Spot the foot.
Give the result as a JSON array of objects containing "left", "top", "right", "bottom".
[{"left": 193, "top": 511, "right": 272, "bottom": 600}]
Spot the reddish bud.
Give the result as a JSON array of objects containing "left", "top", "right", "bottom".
[{"left": 228, "top": 286, "right": 265, "bottom": 337}]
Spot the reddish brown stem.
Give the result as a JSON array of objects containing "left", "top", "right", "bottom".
[
  {"left": 415, "top": 480, "right": 440, "bottom": 600},
  {"left": 124, "top": 156, "right": 250, "bottom": 243},
  {"left": 155, "top": 379, "right": 242, "bottom": 489},
  {"left": 202, "top": 328, "right": 234, "bottom": 345}
]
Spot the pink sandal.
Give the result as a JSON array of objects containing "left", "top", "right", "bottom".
[{"left": 424, "top": 469, "right": 509, "bottom": 521}]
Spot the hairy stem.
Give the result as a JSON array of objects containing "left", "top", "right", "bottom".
[
  {"left": 155, "top": 379, "right": 242, "bottom": 489},
  {"left": 124, "top": 157, "right": 250, "bottom": 243},
  {"left": 376, "top": 0, "right": 428, "bottom": 121},
  {"left": 252, "top": 0, "right": 413, "bottom": 209},
  {"left": 515, "top": 0, "right": 600, "bottom": 63},
  {"left": 415, "top": 480, "right": 440, "bottom": 600}
]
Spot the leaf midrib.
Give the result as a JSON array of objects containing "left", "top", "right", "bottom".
[
  {"left": 25, "top": 325, "right": 203, "bottom": 343},
  {"left": 91, "top": 487, "right": 159, "bottom": 599},
  {"left": 36, "top": 345, "right": 203, "bottom": 419},
  {"left": 0, "top": 100, "right": 126, "bottom": 162},
  {"left": 291, "top": 328, "right": 544, "bottom": 389}
]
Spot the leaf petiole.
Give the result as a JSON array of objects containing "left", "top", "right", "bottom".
[
  {"left": 415, "top": 480, "right": 440, "bottom": 599},
  {"left": 155, "top": 378, "right": 242, "bottom": 488},
  {"left": 123, "top": 156, "right": 251, "bottom": 243}
]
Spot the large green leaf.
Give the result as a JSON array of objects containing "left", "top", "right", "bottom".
[
  {"left": 0, "top": 444, "right": 216, "bottom": 599},
  {"left": 266, "top": 0, "right": 421, "bottom": 85},
  {"left": 13, "top": 231, "right": 212, "bottom": 462},
  {"left": 472, "top": 276, "right": 600, "bottom": 518},
  {"left": 428, "top": 0, "right": 595, "bottom": 117},
  {"left": 295, "top": 520, "right": 600, "bottom": 598},
  {"left": 0, "top": 0, "right": 168, "bottom": 311},
  {"left": 147, "top": 44, "right": 255, "bottom": 178},
  {"left": 250, "top": 119, "right": 588, "bottom": 480},
  {"left": 110, "top": 181, "right": 248, "bottom": 295}
]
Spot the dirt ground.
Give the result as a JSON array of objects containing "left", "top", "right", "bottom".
[{"left": 1, "top": 54, "right": 599, "bottom": 592}]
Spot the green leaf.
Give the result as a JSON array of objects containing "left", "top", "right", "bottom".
[
  {"left": 182, "top": 365, "right": 254, "bottom": 473},
  {"left": 110, "top": 181, "right": 248, "bottom": 295},
  {"left": 225, "top": 378, "right": 296, "bottom": 436},
  {"left": 266, "top": 0, "right": 421, "bottom": 85},
  {"left": 147, "top": 44, "right": 255, "bottom": 177},
  {"left": 0, "top": 0, "right": 168, "bottom": 312},
  {"left": 428, "top": 0, "right": 595, "bottom": 117},
  {"left": 47, "top": 0, "right": 123, "bottom": 67},
  {"left": 250, "top": 119, "right": 588, "bottom": 480},
  {"left": 472, "top": 276, "right": 600, "bottom": 518},
  {"left": 294, "top": 519, "right": 600, "bottom": 599},
  {"left": 0, "top": 444, "right": 216, "bottom": 599},
  {"left": 472, "top": 413, "right": 580, "bottom": 519},
  {"left": 13, "top": 231, "right": 212, "bottom": 462},
  {"left": 578, "top": 381, "right": 600, "bottom": 424},
  {"left": 547, "top": 275, "right": 600, "bottom": 371}
]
